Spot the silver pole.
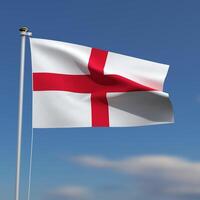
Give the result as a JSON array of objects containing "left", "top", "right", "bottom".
[{"left": 15, "top": 26, "right": 32, "bottom": 200}]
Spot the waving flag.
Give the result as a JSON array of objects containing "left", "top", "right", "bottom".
[{"left": 30, "top": 38, "right": 173, "bottom": 128}]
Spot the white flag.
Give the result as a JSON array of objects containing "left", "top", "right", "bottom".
[{"left": 30, "top": 38, "right": 174, "bottom": 128}]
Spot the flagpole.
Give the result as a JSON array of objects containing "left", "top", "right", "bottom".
[{"left": 15, "top": 27, "right": 32, "bottom": 200}]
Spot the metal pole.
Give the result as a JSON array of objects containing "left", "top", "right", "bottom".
[{"left": 15, "top": 26, "right": 32, "bottom": 200}]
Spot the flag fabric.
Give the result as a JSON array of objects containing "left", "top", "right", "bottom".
[{"left": 30, "top": 38, "right": 173, "bottom": 128}]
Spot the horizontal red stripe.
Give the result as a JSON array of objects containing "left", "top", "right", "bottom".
[{"left": 33, "top": 73, "right": 155, "bottom": 93}]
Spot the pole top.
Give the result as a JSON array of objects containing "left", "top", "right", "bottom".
[
  {"left": 19, "top": 26, "right": 29, "bottom": 32},
  {"left": 19, "top": 26, "right": 32, "bottom": 36}
]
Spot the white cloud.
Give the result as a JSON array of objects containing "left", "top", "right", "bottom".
[
  {"left": 72, "top": 155, "right": 112, "bottom": 168},
  {"left": 50, "top": 185, "right": 91, "bottom": 199},
  {"left": 72, "top": 155, "right": 200, "bottom": 198}
]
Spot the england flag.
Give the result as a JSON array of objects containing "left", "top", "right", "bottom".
[{"left": 30, "top": 38, "right": 174, "bottom": 128}]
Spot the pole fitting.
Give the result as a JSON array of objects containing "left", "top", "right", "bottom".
[
  {"left": 19, "top": 26, "right": 32, "bottom": 37},
  {"left": 19, "top": 26, "right": 29, "bottom": 32}
]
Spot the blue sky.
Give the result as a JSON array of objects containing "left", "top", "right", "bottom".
[{"left": 0, "top": 0, "right": 200, "bottom": 200}]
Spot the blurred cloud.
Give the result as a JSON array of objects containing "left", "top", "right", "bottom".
[
  {"left": 72, "top": 155, "right": 200, "bottom": 199},
  {"left": 49, "top": 185, "right": 91, "bottom": 200}
]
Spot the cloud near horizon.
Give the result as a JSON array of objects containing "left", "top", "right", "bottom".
[
  {"left": 71, "top": 155, "right": 200, "bottom": 199},
  {"left": 49, "top": 185, "right": 91, "bottom": 200}
]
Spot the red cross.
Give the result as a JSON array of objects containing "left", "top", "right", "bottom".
[{"left": 33, "top": 48, "right": 154, "bottom": 127}]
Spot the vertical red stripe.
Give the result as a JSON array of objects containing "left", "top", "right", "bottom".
[
  {"left": 91, "top": 92, "right": 109, "bottom": 127},
  {"left": 88, "top": 48, "right": 109, "bottom": 127},
  {"left": 88, "top": 48, "right": 108, "bottom": 79}
]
